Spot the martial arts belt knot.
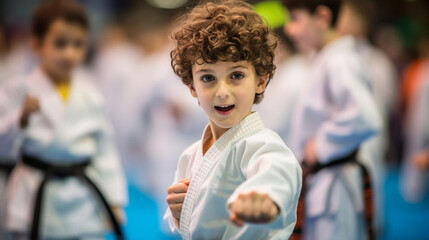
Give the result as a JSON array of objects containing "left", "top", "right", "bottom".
[
  {"left": 21, "top": 154, "right": 125, "bottom": 240},
  {"left": 291, "top": 150, "right": 375, "bottom": 240}
]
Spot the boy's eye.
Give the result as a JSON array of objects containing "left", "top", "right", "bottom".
[
  {"left": 201, "top": 74, "right": 215, "bottom": 82},
  {"left": 74, "top": 40, "right": 85, "bottom": 49},
  {"left": 54, "top": 38, "right": 68, "bottom": 49},
  {"left": 231, "top": 72, "right": 244, "bottom": 80}
]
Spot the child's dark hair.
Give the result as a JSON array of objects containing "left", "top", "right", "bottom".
[
  {"left": 32, "top": 0, "right": 89, "bottom": 39},
  {"left": 282, "top": 0, "right": 341, "bottom": 27},
  {"left": 171, "top": 0, "right": 277, "bottom": 104}
]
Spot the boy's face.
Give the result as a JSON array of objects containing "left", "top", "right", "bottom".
[
  {"left": 190, "top": 61, "right": 267, "bottom": 130},
  {"left": 34, "top": 19, "right": 88, "bottom": 81},
  {"left": 284, "top": 8, "right": 323, "bottom": 53}
]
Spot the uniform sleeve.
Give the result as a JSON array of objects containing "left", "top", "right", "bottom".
[
  {"left": 314, "top": 55, "right": 382, "bottom": 163},
  {"left": 0, "top": 81, "right": 26, "bottom": 159},
  {"left": 90, "top": 96, "right": 128, "bottom": 207},
  {"left": 226, "top": 134, "right": 302, "bottom": 231}
]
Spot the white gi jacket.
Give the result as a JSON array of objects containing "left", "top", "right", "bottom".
[
  {"left": 291, "top": 36, "right": 382, "bottom": 239},
  {"left": 164, "top": 112, "right": 302, "bottom": 240},
  {"left": 0, "top": 67, "right": 127, "bottom": 237}
]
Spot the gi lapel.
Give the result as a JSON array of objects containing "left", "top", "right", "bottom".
[
  {"left": 27, "top": 68, "right": 66, "bottom": 130},
  {"left": 179, "top": 112, "right": 265, "bottom": 240}
]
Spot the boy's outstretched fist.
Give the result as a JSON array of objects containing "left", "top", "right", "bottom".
[
  {"left": 20, "top": 95, "right": 40, "bottom": 128},
  {"left": 167, "top": 178, "right": 190, "bottom": 227},
  {"left": 229, "top": 191, "right": 279, "bottom": 227}
]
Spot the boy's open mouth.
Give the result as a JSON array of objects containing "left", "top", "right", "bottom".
[{"left": 214, "top": 104, "right": 235, "bottom": 115}]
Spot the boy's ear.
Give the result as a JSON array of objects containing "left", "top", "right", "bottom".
[
  {"left": 256, "top": 74, "right": 269, "bottom": 94},
  {"left": 315, "top": 5, "right": 333, "bottom": 30},
  {"left": 187, "top": 83, "right": 198, "bottom": 98}
]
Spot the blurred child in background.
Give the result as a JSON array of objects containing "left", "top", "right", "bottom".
[
  {"left": 401, "top": 34, "right": 429, "bottom": 203},
  {"left": 337, "top": 0, "right": 398, "bottom": 235},
  {"left": 283, "top": 0, "right": 382, "bottom": 239},
  {"left": 0, "top": 0, "right": 127, "bottom": 239}
]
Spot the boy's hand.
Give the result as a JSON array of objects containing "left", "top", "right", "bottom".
[
  {"left": 20, "top": 95, "right": 40, "bottom": 128},
  {"left": 304, "top": 139, "right": 317, "bottom": 166},
  {"left": 167, "top": 178, "right": 190, "bottom": 223},
  {"left": 413, "top": 150, "right": 429, "bottom": 171},
  {"left": 229, "top": 192, "right": 279, "bottom": 227}
]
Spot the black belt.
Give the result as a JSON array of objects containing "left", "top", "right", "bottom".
[
  {"left": 0, "top": 160, "right": 16, "bottom": 178},
  {"left": 22, "top": 154, "right": 125, "bottom": 240},
  {"left": 292, "top": 150, "right": 374, "bottom": 240}
]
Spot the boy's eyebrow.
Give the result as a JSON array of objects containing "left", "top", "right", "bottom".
[
  {"left": 195, "top": 65, "right": 248, "bottom": 73},
  {"left": 229, "top": 65, "right": 248, "bottom": 70},
  {"left": 195, "top": 69, "right": 213, "bottom": 73}
]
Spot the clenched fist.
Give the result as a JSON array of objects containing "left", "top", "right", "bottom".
[
  {"left": 20, "top": 95, "right": 40, "bottom": 128},
  {"left": 229, "top": 191, "right": 279, "bottom": 227},
  {"left": 167, "top": 178, "right": 190, "bottom": 226}
]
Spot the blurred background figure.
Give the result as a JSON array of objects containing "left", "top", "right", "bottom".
[
  {"left": 337, "top": 0, "right": 398, "bottom": 236},
  {"left": 400, "top": 33, "right": 429, "bottom": 203},
  {"left": 0, "top": 0, "right": 429, "bottom": 239},
  {"left": 401, "top": 72, "right": 429, "bottom": 203}
]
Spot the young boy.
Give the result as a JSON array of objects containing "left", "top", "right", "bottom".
[
  {"left": 282, "top": 0, "right": 382, "bottom": 239},
  {"left": 164, "top": 1, "right": 302, "bottom": 239},
  {"left": 0, "top": 0, "right": 127, "bottom": 239}
]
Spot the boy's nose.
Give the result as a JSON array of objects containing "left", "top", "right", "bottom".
[{"left": 216, "top": 80, "right": 230, "bottom": 99}]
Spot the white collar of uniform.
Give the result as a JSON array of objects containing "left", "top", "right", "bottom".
[
  {"left": 26, "top": 67, "right": 80, "bottom": 128},
  {"left": 200, "top": 111, "right": 265, "bottom": 154}
]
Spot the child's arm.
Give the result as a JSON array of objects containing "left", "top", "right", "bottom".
[{"left": 227, "top": 137, "right": 302, "bottom": 230}]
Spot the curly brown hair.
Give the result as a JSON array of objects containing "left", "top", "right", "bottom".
[{"left": 171, "top": 0, "right": 277, "bottom": 104}]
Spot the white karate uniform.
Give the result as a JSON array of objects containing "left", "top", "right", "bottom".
[
  {"left": 291, "top": 36, "right": 382, "bottom": 240},
  {"left": 355, "top": 38, "right": 397, "bottom": 233},
  {"left": 401, "top": 78, "right": 429, "bottom": 203},
  {"left": 255, "top": 54, "right": 309, "bottom": 146},
  {"left": 0, "top": 67, "right": 127, "bottom": 238},
  {"left": 164, "top": 112, "right": 302, "bottom": 240}
]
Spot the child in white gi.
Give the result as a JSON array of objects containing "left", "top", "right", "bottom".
[
  {"left": 283, "top": 0, "right": 382, "bottom": 239},
  {"left": 0, "top": 0, "right": 127, "bottom": 239},
  {"left": 164, "top": 1, "right": 302, "bottom": 239}
]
